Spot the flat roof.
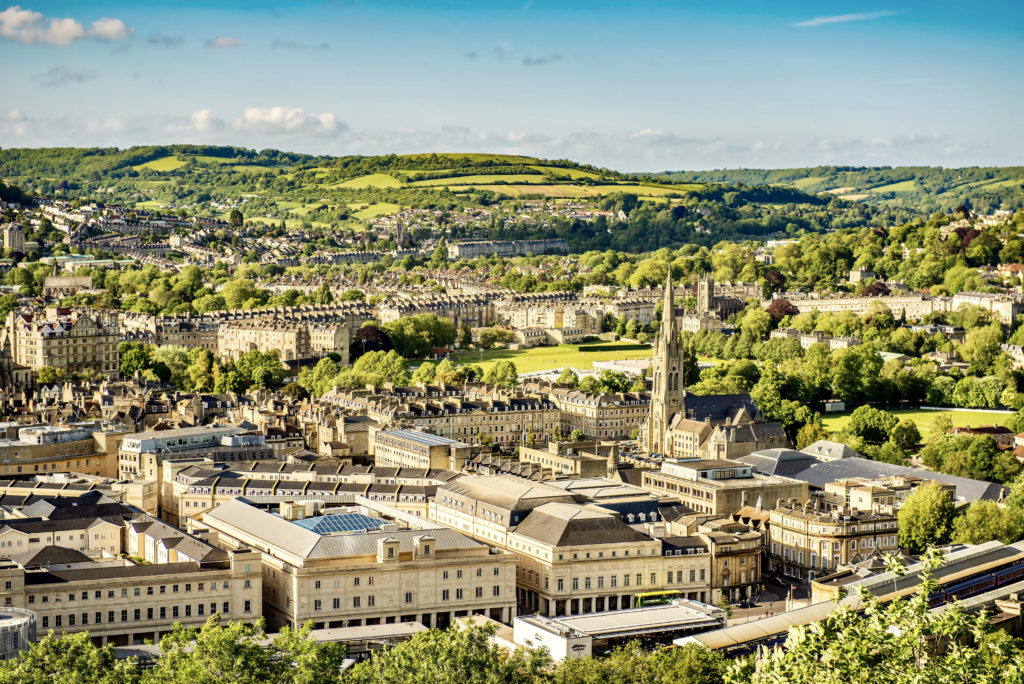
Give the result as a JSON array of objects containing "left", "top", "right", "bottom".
[{"left": 518, "top": 600, "right": 723, "bottom": 639}]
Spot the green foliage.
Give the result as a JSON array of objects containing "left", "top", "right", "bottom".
[
  {"left": 845, "top": 405, "right": 898, "bottom": 445},
  {"left": 951, "top": 500, "right": 1024, "bottom": 545},
  {"left": 921, "top": 434, "right": 1020, "bottom": 483},
  {"left": 234, "top": 350, "right": 287, "bottom": 389},
  {"left": 146, "top": 616, "right": 346, "bottom": 684},
  {"left": 345, "top": 622, "right": 550, "bottom": 684},
  {"left": 36, "top": 366, "right": 65, "bottom": 384},
  {"left": 412, "top": 361, "right": 437, "bottom": 384},
  {"left": 383, "top": 314, "right": 456, "bottom": 357},
  {"left": 552, "top": 642, "right": 726, "bottom": 684},
  {"left": 0, "top": 617, "right": 346, "bottom": 684},
  {"left": 352, "top": 350, "right": 411, "bottom": 387},
  {"left": 728, "top": 548, "right": 1024, "bottom": 683},
  {"left": 478, "top": 327, "right": 515, "bottom": 349},
  {"left": 483, "top": 360, "right": 519, "bottom": 389},
  {"left": 794, "top": 421, "right": 830, "bottom": 449},
  {"left": 119, "top": 342, "right": 152, "bottom": 377},
  {"left": 556, "top": 368, "right": 579, "bottom": 387},
  {"left": 889, "top": 419, "right": 921, "bottom": 451},
  {"left": 578, "top": 369, "right": 634, "bottom": 395},
  {"left": 0, "top": 630, "right": 140, "bottom": 684},
  {"left": 898, "top": 484, "right": 955, "bottom": 553}
]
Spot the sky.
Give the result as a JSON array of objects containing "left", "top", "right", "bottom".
[{"left": 0, "top": 0, "right": 1022, "bottom": 171}]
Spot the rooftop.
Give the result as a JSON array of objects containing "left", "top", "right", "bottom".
[
  {"left": 291, "top": 512, "right": 388, "bottom": 535},
  {"left": 517, "top": 599, "right": 723, "bottom": 639},
  {"left": 378, "top": 429, "right": 470, "bottom": 448}
]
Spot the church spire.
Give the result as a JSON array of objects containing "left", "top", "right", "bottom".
[{"left": 662, "top": 270, "right": 675, "bottom": 343}]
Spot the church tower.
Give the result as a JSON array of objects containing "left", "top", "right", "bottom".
[
  {"left": 696, "top": 274, "right": 713, "bottom": 314},
  {"left": 645, "top": 271, "right": 688, "bottom": 454}
]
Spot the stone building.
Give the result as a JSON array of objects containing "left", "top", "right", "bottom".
[
  {"left": 767, "top": 499, "right": 899, "bottom": 582},
  {"left": 197, "top": 498, "right": 517, "bottom": 630},
  {"left": 7, "top": 308, "right": 120, "bottom": 378}
]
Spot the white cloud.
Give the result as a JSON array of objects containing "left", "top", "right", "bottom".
[
  {"left": 6, "top": 108, "right": 25, "bottom": 121},
  {"left": 206, "top": 36, "right": 241, "bottom": 48},
  {"left": 87, "top": 17, "right": 131, "bottom": 41},
  {"left": 0, "top": 5, "right": 131, "bottom": 45},
  {"left": 190, "top": 109, "right": 224, "bottom": 132},
  {"left": 793, "top": 10, "right": 897, "bottom": 27},
  {"left": 232, "top": 106, "right": 344, "bottom": 136}
]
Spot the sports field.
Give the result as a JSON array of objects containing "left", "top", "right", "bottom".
[
  {"left": 448, "top": 341, "right": 651, "bottom": 374},
  {"left": 822, "top": 408, "right": 1013, "bottom": 439}
]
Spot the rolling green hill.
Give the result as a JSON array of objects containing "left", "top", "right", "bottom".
[
  {"left": 0, "top": 145, "right": 822, "bottom": 221},
  {"left": 0, "top": 145, "right": 886, "bottom": 254},
  {"left": 650, "top": 166, "right": 1024, "bottom": 212}
]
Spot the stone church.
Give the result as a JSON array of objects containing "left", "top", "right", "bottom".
[{"left": 641, "top": 272, "right": 786, "bottom": 459}]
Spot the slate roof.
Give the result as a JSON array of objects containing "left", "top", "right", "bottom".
[
  {"left": 438, "top": 475, "right": 577, "bottom": 512},
  {"left": 737, "top": 450, "right": 1005, "bottom": 502},
  {"left": 511, "top": 502, "right": 649, "bottom": 547},
  {"left": 9, "top": 545, "right": 92, "bottom": 568},
  {"left": 24, "top": 561, "right": 205, "bottom": 585}
]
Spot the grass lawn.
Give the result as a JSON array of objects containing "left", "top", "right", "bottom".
[
  {"left": 352, "top": 202, "right": 401, "bottom": 219},
  {"left": 133, "top": 156, "right": 186, "bottom": 172},
  {"left": 448, "top": 341, "right": 652, "bottom": 375},
  {"left": 822, "top": 408, "right": 1014, "bottom": 440}
]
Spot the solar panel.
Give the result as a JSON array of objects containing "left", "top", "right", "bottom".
[{"left": 292, "top": 513, "right": 386, "bottom": 535}]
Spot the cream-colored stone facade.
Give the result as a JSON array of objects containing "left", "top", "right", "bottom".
[
  {"left": 197, "top": 499, "right": 517, "bottom": 630},
  {"left": 7, "top": 308, "right": 119, "bottom": 377},
  {"left": 430, "top": 476, "right": 724, "bottom": 617},
  {"left": 768, "top": 502, "right": 899, "bottom": 581}
]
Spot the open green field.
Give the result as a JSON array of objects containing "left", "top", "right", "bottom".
[
  {"left": 868, "top": 180, "right": 921, "bottom": 194},
  {"left": 133, "top": 156, "right": 186, "bottom": 172},
  {"left": 448, "top": 341, "right": 652, "bottom": 375},
  {"left": 135, "top": 200, "right": 168, "bottom": 209},
  {"left": 791, "top": 176, "right": 826, "bottom": 189},
  {"left": 822, "top": 408, "right": 1014, "bottom": 440},
  {"left": 352, "top": 202, "right": 401, "bottom": 219},
  {"left": 191, "top": 155, "right": 233, "bottom": 164},
  {"left": 336, "top": 174, "right": 403, "bottom": 189}
]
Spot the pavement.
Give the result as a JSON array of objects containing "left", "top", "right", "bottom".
[{"left": 725, "top": 580, "right": 812, "bottom": 626}]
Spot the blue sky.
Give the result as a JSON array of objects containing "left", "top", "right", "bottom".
[{"left": 1, "top": 0, "right": 1021, "bottom": 170}]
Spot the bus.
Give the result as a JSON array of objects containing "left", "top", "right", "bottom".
[{"left": 633, "top": 590, "right": 683, "bottom": 608}]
